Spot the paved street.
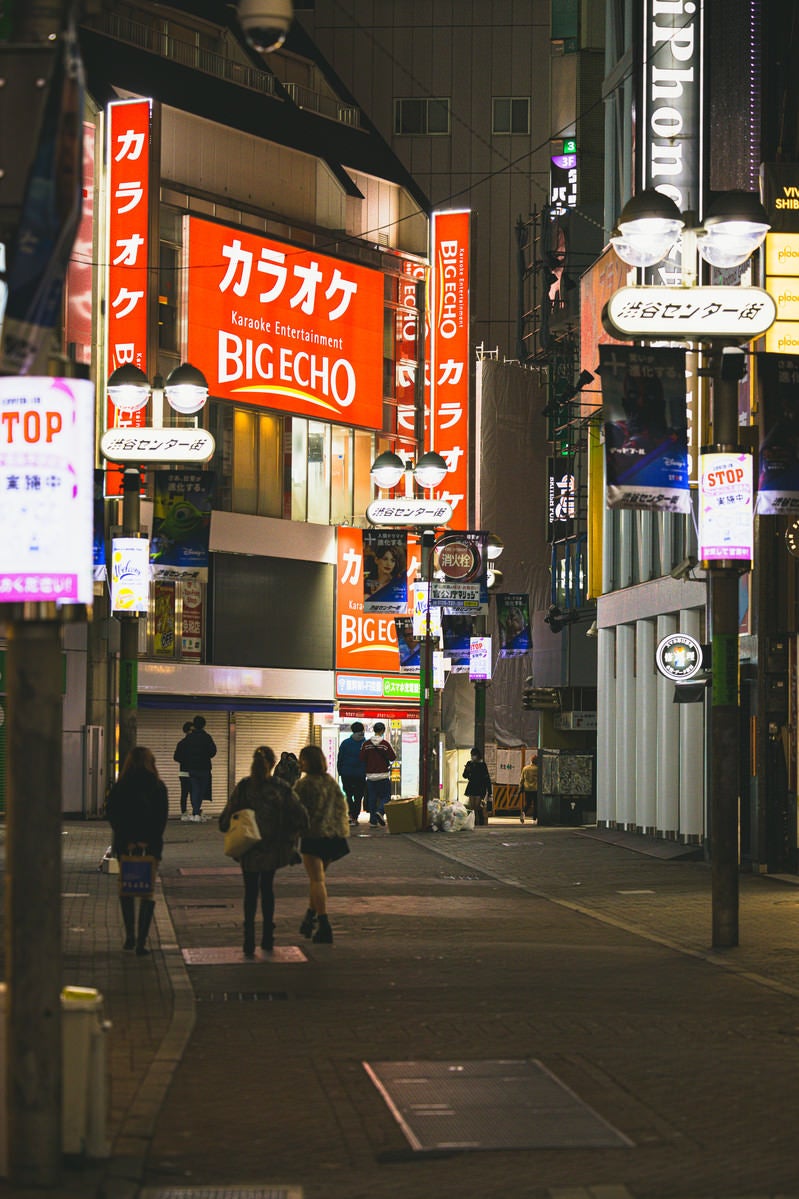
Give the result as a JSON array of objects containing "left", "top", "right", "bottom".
[{"left": 3, "top": 816, "right": 799, "bottom": 1199}]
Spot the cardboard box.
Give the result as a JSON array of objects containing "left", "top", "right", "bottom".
[{"left": 385, "top": 797, "right": 422, "bottom": 834}]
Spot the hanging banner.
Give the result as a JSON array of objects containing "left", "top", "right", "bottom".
[
  {"left": 336, "top": 527, "right": 420, "bottom": 676},
  {"left": 184, "top": 216, "right": 384, "bottom": 429},
  {"left": 0, "top": 376, "right": 94, "bottom": 606},
  {"left": 442, "top": 613, "right": 474, "bottom": 673},
  {"left": 755, "top": 354, "right": 799, "bottom": 515},
  {"left": 153, "top": 580, "right": 176, "bottom": 657},
  {"left": 547, "top": 456, "right": 576, "bottom": 541},
  {"left": 394, "top": 617, "right": 420, "bottom": 672},
  {"left": 496, "top": 593, "right": 532, "bottom": 657},
  {"left": 150, "top": 469, "right": 215, "bottom": 578},
  {"left": 93, "top": 467, "right": 107, "bottom": 577},
  {"left": 699, "top": 452, "right": 753, "bottom": 563},
  {"left": 599, "top": 345, "right": 690, "bottom": 512},
  {"left": 181, "top": 577, "right": 203, "bottom": 661},
  {"left": 469, "top": 635, "right": 492, "bottom": 681},
  {"left": 111, "top": 537, "right": 150, "bottom": 612},
  {"left": 105, "top": 97, "right": 152, "bottom": 496},
  {"left": 363, "top": 528, "right": 408, "bottom": 613}
]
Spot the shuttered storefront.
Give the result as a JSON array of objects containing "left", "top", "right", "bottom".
[
  {"left": 232, "top": 712, "right": 312, "bottom": 782},
  {"left": 138, "top": 709, "right": 231, "bottom": 821}
]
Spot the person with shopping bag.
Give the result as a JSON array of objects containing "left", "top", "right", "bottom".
[
  {"left": 462, "top": 747, "right": 492, "bottom": 826},
  {"left": 218, "top": 745, "right": 309, "bottom": 957},
  {"left": 106, "top": 746, "right": 169, "bottom": 956}
]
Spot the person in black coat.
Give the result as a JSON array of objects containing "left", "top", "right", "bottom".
[
  {"left": 462, "top": 747, "right": 492, "bottom": 827},
  {"left": 173, "top": 720, "right": 194, "bottom": 820},
  {"left": 106, "top": 746, "right": 169, "bottom": 956},
  {"left": 182, "top": 714, "right": 217, "bottom": 821}
]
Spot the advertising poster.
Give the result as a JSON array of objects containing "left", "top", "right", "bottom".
[
  {"left": 150, "top": 470, "right": 215, "bottom": 576},
  {"left": 0, "top": 376, "right": 94, "bottom": 605},
  {"left": 755, "top": 354, "right": 799, "bottom": 514},
  {"left": 181, "top": 577, "right": 203, "bottom": 661},
  {"left": 363, "top": 528, "right": 408, "bottom": 613},
  {"left": 153, "top": 580, "right": 176, "bottom": 657},
  {"left": 442, "top": 613, "right": 474, "bottom": 673},
  {"left": 496, "top": 594, "right": 532, "bottom": 657},
  {"left": 469, "top": 636, "right": 492, "bottom": 681},
  {"left": 394, "top": 617, "right": 420, "bottom": 672},
  {"left": 93, "top": 468, "right": 107, "bottom": 576},
  {"left": 600, "top": 345, "right": 690, "bottom": 512},
  {"left": 111, "top": 537, "right": 150, "bottom": 613},
  {"left": 185, "top": 216, "right": 384, "bottom": 430},
  {"left": 699, "top": 452, "right": 753, "bottom": 562}
]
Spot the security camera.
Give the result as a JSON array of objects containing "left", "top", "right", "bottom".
[
  {"left": 236, "top": 0, "right": 293, "bottom": 54},
  {"left": 669, "top": 555, "right": 698, "bottom": 581}
]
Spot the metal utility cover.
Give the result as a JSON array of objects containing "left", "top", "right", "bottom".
[
  {"left": 182, "top": 946, "right": 307, "bottom": 965},
  {"left": 141, "top": 1188, "right": 302, "bottom": 1199},
  {"left": 364, "top": 1059, "right": 632, "bottom": 1151}
]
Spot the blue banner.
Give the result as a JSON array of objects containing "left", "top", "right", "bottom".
[
  {"left": 755, "top": 354, "right": 799, "bottom": 515},
  {"left": 496, "top": 593, "right": 532, "bottom": 657},
  {"left": 150, "top": 470, "right": 215, "bottom": 575},
  {"left": 363, "top": 528, "right": 408, "bottom": 614}
]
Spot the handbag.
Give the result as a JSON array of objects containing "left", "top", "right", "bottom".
[
  {"left": 223, "top": 807, "right": 262, "bottom": 859},
  {"left": 119, "top": 844, "right": 156, "bottom": 898}
]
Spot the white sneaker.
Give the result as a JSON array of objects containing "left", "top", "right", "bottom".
[
  {"left": 180, "top": 813, "right": 192, "bottom": 822},
  {"left": 190, "top": 814, "right": 201, "bottom": 823}
]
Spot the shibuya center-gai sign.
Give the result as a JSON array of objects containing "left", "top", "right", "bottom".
[{"left": 604, "top": 286, "right": 777, "bottom": 341}]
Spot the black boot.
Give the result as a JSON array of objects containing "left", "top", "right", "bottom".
[
  {"left": 136, "top": 899, "right": 155, "bottom": 956},
  {"left": 312, "top": 914, "right": 333, "bottom": 944},
  {"left": 120, "top": 896, "right": 136, "bottom": 951},
  {"left": 261, "top": 922, "right": 276, "bottom": 952},
  {"left": 243, "top": 919, "right": 256, "bottom": 957},
  {"left": 299, "top": 907, "right": 316, "bottom": 938}
]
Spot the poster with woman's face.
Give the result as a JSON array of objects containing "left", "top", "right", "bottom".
[
  {"left": 363, "top": 529, "right": 408, "bottom": 613},
  {"left": 496, "top": 593, "right": 532, "bottom": 657}
]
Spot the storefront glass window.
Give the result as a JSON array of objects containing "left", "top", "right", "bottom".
[
  {"left": 291, "top": 418, "right": 308, "bottom": 521},
  {"left": 330, "top": 425, "right": 352, "bottom": 526},
  {"left": 307, "top": 420, "right": 331, "bottom": 524}
]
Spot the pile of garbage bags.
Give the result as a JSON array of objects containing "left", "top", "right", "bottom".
[{"left": 428, "top": 799, "right": 475, "bottom": 832}]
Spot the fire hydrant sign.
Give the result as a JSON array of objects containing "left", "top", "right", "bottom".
[
  {"left": 698, "top": 451, "right": 753, "bottom": 562},
  {"left": 0, "top": 376, "right": 93, "bottom": 604}
]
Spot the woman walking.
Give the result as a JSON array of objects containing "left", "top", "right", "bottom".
[
  {"left": 462, "top": 747, "right": 493, "bottom": 826},
  {"left": 218, "top": 746, "right": 309, "bottom": 957},
  {"left": 106, "top": 746, "right": 169, "bottom": 956},
  {"left": 293, "top": 744, "right": 350, "bottom": 944}
]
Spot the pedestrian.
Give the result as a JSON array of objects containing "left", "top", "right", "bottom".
[
  {"left": 519, "top": 751, "right": 539, "bottom": 824},
  {"left": 274, "top": 750, "right": 301, "bottom": 787},
  {"left": 336, "top": 721, "right": 367, "bottom": 824},
  {"left": 173, "top": 720, "right": 194, "bottom": 821},
  {"left": 360, "top": 721, "right": 396, "bottom": 827},
  {"left": 106, "top": 746, "right": 168, "bottom": 956},
  {"left": 218, "top": 745, "right": 309, "bottom": 958},
  {"left": 183, "top": 715, "right": 217, "bottom": 821},
  {"left": 462, "top": 747, "right": 492, "bottom": 826},
  {"left": 293, "top": 744, "right": 350, "bottom": 944}
]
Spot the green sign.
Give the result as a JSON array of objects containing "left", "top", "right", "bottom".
[
  {"left": 120, "top": 659, "right": 138, "bottom": 709},
  {"left": 383, "top": 677, "right": 420, "bottom": 700},
  {"left": 562, "top": 138, "right": 577, "bottom": 155},
  {"left": 711, "top": 635, "right": 738, "bottom": 706}
]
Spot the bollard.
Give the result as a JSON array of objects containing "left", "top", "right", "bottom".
[{"left": 61, "top": 987, "right": 111, "bottom": 1159}]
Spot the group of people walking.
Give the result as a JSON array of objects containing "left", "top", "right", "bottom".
[{"left": 336, "top": 721, "right": 396, "bottom": 826}]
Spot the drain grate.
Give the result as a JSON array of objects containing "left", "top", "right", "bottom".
[
  {"left": 196, "top": 991, "right": 289, "bottom": 1002},
  {"left": 364, "top": 1059, "right": 632, "bottom": 1152},
  {"left": 140, "top": 1189, "right": 302, "bottom": 1199},
  {"left": 182, "top": 945, "right": 307, "bottom": 965}
]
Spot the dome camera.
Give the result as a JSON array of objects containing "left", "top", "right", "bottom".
[{"left": 236, "top": 0, "right": 293, "bottom": 53}]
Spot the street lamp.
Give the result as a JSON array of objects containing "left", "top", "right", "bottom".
[
  {"left": 369, "top": 450, "right": 448, "bottom": 827},
  {"left": 106, "top": 363, "right": 210, "bottom": 768},
  {"left": 609, "top": 189, "right": 771, "bottom": 949},
  {"left": 473, "top": 534, "right": 504, "bottom": 755}
]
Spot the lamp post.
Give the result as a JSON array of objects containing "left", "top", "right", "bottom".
[
  {"left": 369, "top": 450, "right": 449, "bottom": 828},
  {"left": 473, "top": 534, "right": 504, "bottom": 755},
  {"left": 105, "top": 362, "right": 209, "bottom": 768},
  {"left": 610, "top": 188, "right": 771, "bottom": 948}
]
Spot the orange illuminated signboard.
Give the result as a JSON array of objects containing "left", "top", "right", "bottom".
[
  {"left": 336, "top": 527, "right": 420, "bottom": 674},
  {"left": 105, "top": 98, "right": 152, "bottom": 496},
  {"left": 430, "top": 210, "right": 470, "bottom": 524},
  {"left": 184, "top": 216, "right": 385, "bottom": 429}
]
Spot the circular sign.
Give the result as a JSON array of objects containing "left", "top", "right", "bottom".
[
  {"left": 786, "top": 519, "right": 799, "bottom": 559},
  {"left": 435, "top": 535, "right": 482, "bottom": 581},
  {"left": 655, "top": 633, "right": 703, "bottom": 681}
]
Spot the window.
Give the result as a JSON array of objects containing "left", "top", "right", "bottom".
[
  {"left": 492, "top": 98, "right": 530, "bottom": 135},
  {"left": 394, "top": 97, "right": 451, "bottom": 135}
]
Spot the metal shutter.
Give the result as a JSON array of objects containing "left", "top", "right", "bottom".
[
  {"left": 232, "top": 712, "right": 312, "bottom": 782},
  {"left": 138, "top": 709, "right": 230, "bottom": 820}
]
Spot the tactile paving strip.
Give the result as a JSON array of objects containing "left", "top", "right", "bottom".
[
  {"left": 364, "top": 1059, "right": 633, "bottom": 1151},
  {"left": 181, "top": 945, "right": 307, "bottom": 964}
]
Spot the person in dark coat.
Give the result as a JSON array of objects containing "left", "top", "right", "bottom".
[
  {"left": 182, "top": 714, "right": 217, "bottom": 821},
  {"left": 106, "top": 746, "right": 169, "bottom": 956},
  {"left": 462, "top": 747, "right": 492, "bottom": 827},
  {"left": 336, "top": 721, "right": 367, "bottom": 824},
  {"left": 218, "top": 746, "right": 309, "bottom": 957},
  {"left": 173, "top": 720, "right": 194, "bottom": 820}
]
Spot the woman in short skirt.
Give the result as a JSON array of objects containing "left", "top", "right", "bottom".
[{"left": 293, "top": 744, "right": 350, "bottom": 944}]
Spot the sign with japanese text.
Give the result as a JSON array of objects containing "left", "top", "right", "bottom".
[
  {"left": 550, "top": 152, "right": 577, "bottom": 213},
  {"left": 335, "top": 672, "right": 420, "bottom": 702},
  {"left": 604, "top": 286, "right": 776, "bottom": 341},
  {"left": 429, "top": 210, "right": 470, "bottom": 524},
  {"left": 185, "top": 216, "right": 384, "bottom": 429},
  {"left": 154, "top": 580, "right": 176, "bottom": 657},
  {"left": 100, "top": 427, "right": 215, "bottom": 464},
  {"left": 0, "top": 376, "right": 93, "bottom": 605},
  {"left": 363, "top": 528, "right": 408, "bottom": 613},
  {"left": 496, "top": 593, "right": 532, "bottom": 657},
  {"left": 105, "top": 98, "right": 152, "bottom": 496},
  {"left": 181, "top": 577, "right": 203, "bottom": 660},
  {"left": 764, "top": 232, "right": 799, "bottom": 355},
  {"left": 756, "top": 354, "right": 799, "bottom": 514},
  {"left": 366, "top": 497, "right": 452, "bottom": 526},
  {"left": 110, "top": 537, "right": 150, "bottom": 612},
  {"left": 655, "top": 633, "right": 703, "bottom": 682},
  {"left": 150, "top": 470, "right": 215, "bottom": 577},
  {"left": 469, "top": 636, "right": 492, "bottom": 681},
  {"left": 336, "top": 526, "right": 420, "bottom": 675},
  {"left": 600, "top": 345, "right": 690, "bottom": 513},
  {"left": 698, "top": 452, "right": 753, "bottom": 562},
  {"left": 395, "top": 261, "right": 425, "bottom": 442},
  {"left": 548, "top": 457, "right": 576, "bottom": 541}
]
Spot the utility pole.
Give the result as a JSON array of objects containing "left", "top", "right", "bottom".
[{"left": 117, "top": 468, "right": 142, "bottom": 768}]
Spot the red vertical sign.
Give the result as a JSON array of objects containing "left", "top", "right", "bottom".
[
  {"left": 430, "top": 210, "right": 470, "bottom": 526},
  {"left": 105, "top": 98, "right": 151, "bottom": 495}
]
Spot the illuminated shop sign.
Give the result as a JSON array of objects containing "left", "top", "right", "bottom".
[
  {"left": 429, "top": 209, "right": 470, "bottom": 524},
  {"left": 764, "top": 232, "right": 799, "bottom": 355},
  {"left": 184, "top": 216, "right": 385, "bottom": 429},
  {"left": 698, "top": 451, "right": 753, "bottom": 562},
  {"left": 105, "top": 98, "right": 152, "bottom": 495},
  {"left": 642, "top": 0, "right": 703, "bottom": 214}
]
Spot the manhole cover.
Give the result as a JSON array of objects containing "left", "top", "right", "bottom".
[
  {"left": 364, "top": 1059, "right": 632, "bottom": 1152},
  {"left": 182, "top": 946, "right": 307, "bottom": 965}
]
